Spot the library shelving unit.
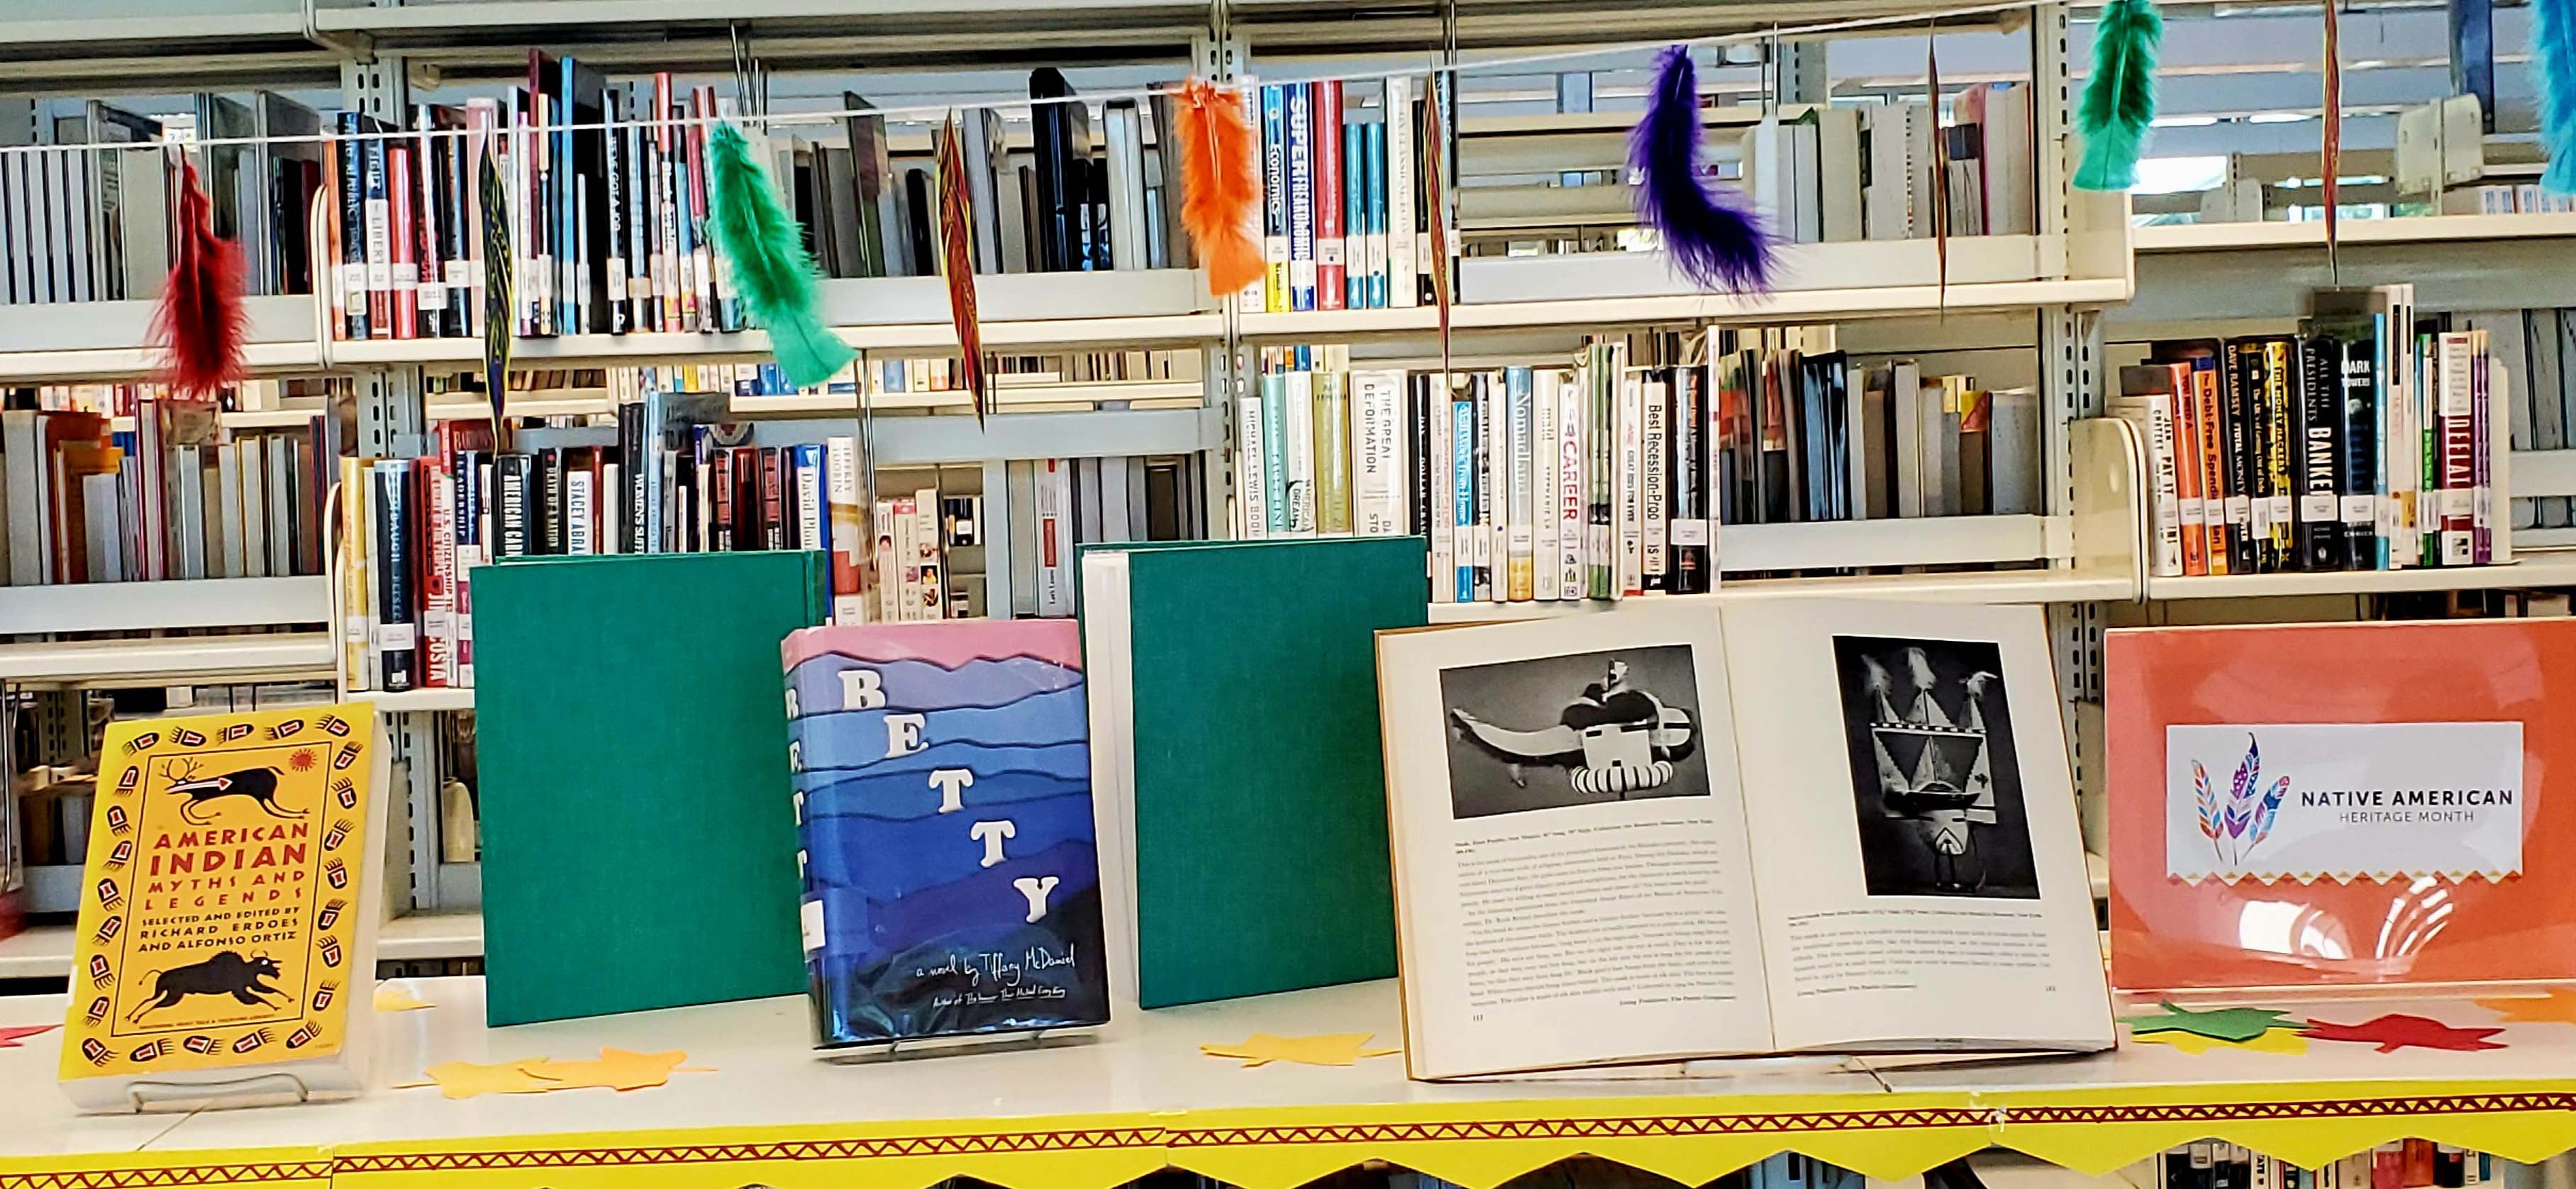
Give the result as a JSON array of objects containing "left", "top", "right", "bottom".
[{"left": 13, "top": 4, "right": 2570, "bottom": 1182}]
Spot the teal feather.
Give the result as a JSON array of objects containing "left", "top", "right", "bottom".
[
  {"left": 706, "top": 123, "right": 855, "bottom": 388},
  {"left": 2538, "top": 0, "right": 2576, "bottom": 194},
  {"left": 2075, "top": 0, "right": 2161, "bottom": 191}
]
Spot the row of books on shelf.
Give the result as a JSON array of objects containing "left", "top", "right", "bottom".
[
  {"left": 2461, "top": 305, "right": 2576, "bottom": 530},
  {"left": 1736, "top": 86, "right": 2036, "bottom": 247},
  {"left": 1235, "top": 331, "right": 2036, "bottom": 605},
  {"left": 2153, "top": 1139, "right": 2519, "bottom": 1189},
  {"left": 0, "top": 101, "right": 193, "bottom": 307},
  {"left": 1, "top": 403, "right": 339, "bottom": 586},
  {"left": 2119, "top": 285, "right": 2512, "bottom": 579}
]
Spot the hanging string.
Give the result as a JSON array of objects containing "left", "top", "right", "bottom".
[{"left": 0, "top": 0, "right": 2058, "bottom": 160}]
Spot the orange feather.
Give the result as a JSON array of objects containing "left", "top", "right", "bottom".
[{"left": 1174, "top": 79, "right": 1263, "bottom": 298}]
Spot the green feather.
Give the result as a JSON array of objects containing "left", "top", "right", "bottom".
[
  {"left": 706, "top": 123, "right": 856, "bottom": 389},
  {"left": 2075, "top": 0, "right": 2161, "bottom": 191}
]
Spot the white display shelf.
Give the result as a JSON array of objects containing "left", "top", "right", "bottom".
[
  {"left": 2135, "top": 213, "right": 2576, "bottom": 252},
  {"left": 0, "top": 576, "right": 327, "bottom": 635},
  {"left": 0, "top": 296, "right": 321, "bottom": 382},
  {"left": 2143, "top": 549, "right": 2576, "bottom": 601},
  {"left": 0, "top": 910, "right": 482, "bottom": 983},
  {"left": 0, "top": 631, "right": 335, "bottom": 688},
  {"left": 3, "top": 975, "right": 2570, "bottom": 1176},
  {"left": 357, "top": 688, "right": 478, "bottom": 713}
]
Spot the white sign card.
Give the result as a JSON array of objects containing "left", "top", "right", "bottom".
[{"left": 2164, "top": 722, "right": 2524, "bottom": 882}]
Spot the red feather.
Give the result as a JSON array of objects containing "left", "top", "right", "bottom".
[
  {"left": 1173, "top": 79, "right": 1262, "bottom": 298},
  {"left": 150, "top": 157, "right": 248, "bottom": 400}
]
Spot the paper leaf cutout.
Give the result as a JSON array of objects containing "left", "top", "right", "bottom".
[
  {"left": 404, "top": 1058, "right": 562, "bottom": 1099},
  {"left": 0, "top": 1023, "right": 59, "bottom": 1049},
  {"left": 399, "top": 1049, "right": 704, "bottom": 1098},
  {"left": 2124, "top": 1001, "right": 2302, "bottom": 1044},
  {"left": 523, "top": 1048, "right": 693, "bottom": 1092},
  {"left": 2131, "top": 1026, "right": 2309, "bottom": 1056},
  {"left": 374, "top": 986, "right": 433, "bottom": 1012},
  {"left": 2302, "top": 1014, "right": 2507, "bottom": 1054},
  {"left": 2477, "top": 989, "right": 2576, "bottom": 1025},
  {"left": 1201, "top": 1032, "right": 1400, "bottom": 1068}
]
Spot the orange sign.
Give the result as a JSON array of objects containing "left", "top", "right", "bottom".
[{"left": 2106, "top": 619, "right": 2576, "bottom": 993}]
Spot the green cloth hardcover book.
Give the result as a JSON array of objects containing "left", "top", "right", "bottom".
[
  {"left": 475, "top": 551, "right": 827, "bottom": 1025},
  {"left": 1079, "top": 536, "right": 1428, "bottom": 1007}
]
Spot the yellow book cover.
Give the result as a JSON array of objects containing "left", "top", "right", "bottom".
[{"left": 60, "top": 704, "right": 380, "bottom": 1095}]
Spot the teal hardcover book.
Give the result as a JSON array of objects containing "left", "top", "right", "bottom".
[
  {"left": 475, "top": 551, "right": 827, "bottom": 1025},
  {"left": 1079, "top": 536, "right": 1428, "bottom": 1007}
]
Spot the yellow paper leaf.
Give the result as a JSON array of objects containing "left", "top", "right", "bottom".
[
  {"left": 374, "top": 986, "right": 433, "bottom": 1012},
  {"left": 2130, "top": 1026, "right": 2309, "bottom": 1056},
  {"left": 523, "top": 1048, "right": 693, "bottom": 1092},
  {"left": 411, "top": 1058, "right": 562, "bottom": 1099},
  {"left": 2477, "top": 988, "right": 2576, "bottom": 1025},
  {"left": 1200, "top": 1032, "right": 1401, "bottom": 1068}
]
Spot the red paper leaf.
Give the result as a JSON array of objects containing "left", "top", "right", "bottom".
[
  {"left": 0, "top": 1024, "right": 58, "bottom": 1049},
  {"left": 2300, "top": 1014, "right": 2506, "bottom": 1054}
]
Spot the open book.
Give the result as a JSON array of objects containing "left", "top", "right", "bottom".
[{"left": 1376, "top": 599, "right": 2111, "bottom": 1080}]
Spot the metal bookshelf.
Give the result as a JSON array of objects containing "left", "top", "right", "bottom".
[{"left": 0, "top": 0, "right": 2132, "bottom": 987}]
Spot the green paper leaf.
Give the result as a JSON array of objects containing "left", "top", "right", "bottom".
[{"left": 2123, "top": 1001, "right": 2300, "bottom": 1044}]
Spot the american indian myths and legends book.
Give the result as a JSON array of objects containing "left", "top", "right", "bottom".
[
  {"left": 58, "top": 704, "right": 390, "bottom": 1112},
  {"left": 782, "top": 620, "right": 1110, "bottom": 1048}
]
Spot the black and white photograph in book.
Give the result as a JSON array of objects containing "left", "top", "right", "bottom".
[
  {"left": 1832, "top": 635, "right": 2039, "bottom": 900},
  {"left": 1440, "top": 644, "right": 1706, "bottom": 820}
]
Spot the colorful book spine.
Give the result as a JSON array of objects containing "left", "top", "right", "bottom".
[
  {"left": 1531, "top": 368, "right": 1560, "bottom": 601},
  {"left": 1238, "top": 391, "right": 1269, "bottom": 540},
  {"left": 1314, "top": 364, "right": 1352, "bottom": 535},
  {"left": 1284, "top": 367, "right": 1317, "bottom": 535},
  {"left": 1557, "top": 366, "right": 1584, "bottom": 598},
  {"left": 1284, "top": 82, "right": 1316, "bottom": 312},
  {"left": 1640, "top": 372, "right": 1667, "bottom": 592},
  {"left": 1261, "top": 85, "right": 1289, "bottom": 313},
  {"left": 1313, "top": 81, "right": 1345, "bottom": 313},
  {"left": 1384, "top": 74, "right": 1419, "bottom": 311},
  {"left": 1261, "top": 370, "right": 1289, "bottom": 536},
  {"left": 1451, "top": 383, "right": 1474, "bottom": 603},
  {"left": 1506, "top": 366, "right": 1535, "bottom": 601},
  {"left": 1428, "top": 377, "right": 1454, "bottom": 601}
]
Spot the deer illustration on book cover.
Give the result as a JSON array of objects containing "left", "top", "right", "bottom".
[{"left": 782, "top": 620, "right": 1109, "bottom": 1047}]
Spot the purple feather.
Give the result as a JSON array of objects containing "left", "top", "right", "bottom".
[{"left": 1631, "top": 45, "right": 1774, "bottom": 294}]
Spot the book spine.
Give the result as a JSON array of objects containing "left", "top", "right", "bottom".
[
  {"left": 2441, "top": 333, "right": 2478, "bottom": 563},
  {"left": 363, "top": 129, "right": 393, "bottom": 338},
  {"left": 2143, "top": 393, "right": 2184, "bottom": 577},
  {"left": 2339, "top": 333, "right": 2380, "bottom": 571},
  {"left": 1261, "top": 371, "right": 1289, "bottom": 535},
  {"left": 455, "top": 451, "right": 483, "bottom": 686},
  {"left": 1640, "top": 372, "right": 1668, "bottom": 592},
  {"left": 337, "top": 457, "right": 366, "bottom": 687},
  {"left": 1355, "top": 369, "right": 1404, "bottom": 536},
  {"left": 1384, "top": 74, "right": 1419, "bottom": 310},
  {"left": 1238, "top": 389, "right": 1268, "bottom": 539},
  {"left": 1313, "top": 82, "right": 1345, "bottom": 312},
  {"left": 1473, "top": 374, "right": 1494, "bottom": 601},
  {"left": 826, "top": 437, "right": 867, "bottom": 620},
  {"left": 1284, "top": 369, "right": 1317, "bottom": 535},
  {"left": 1234, "top": 79, "right": 1267, "bottom": 308},
  {"left": 1672, "top": 366, "right": 1711, "bottom": 593},
  {"left": 1616, "top": 369, "right": 1643, "bottom": 597},
  {"left": 2264, "top": 340, "right": 2296, "bottom": 570},
  {"left": 2221, "top": 343, "right": 2257, "bottom": 574},
  {"left": 413, "top": 116, "right": 446, "bottom": 337},
  {"left": 495, "top": 452, "right": 532, "bottom": 558},
  {"left": 2170, "top": 362, "right": 2208, "bottom": 576},
  {"left": 2474, "top": 329, "right": 2494, "bottom": 564},
  {"left": 1428, "top": 376, "right": 1454, "bottom": 601},
  {"left": 374, "top": 461, "right": 418, "bottom": 692},
  {"left": 762, "top": 447, "right": 787, "bottom": 550},
  {"left": 391, "top": 145, "right": 421, "bottom": 340},
  {"left": 1558, "top": 365, "right": 1585, "bottom": 598},
  {"left": 1450, "top": 385, "right": 1474, "bottom": 602},
  {"left": 1314, "top": 366, "right": 1352, "bottom": 534},
  {"left": 1587, "top": 355, "right": 1612, "bottom": 599},
  {"left": 334, "top": 116, "right": 365, "bottom": 339},
  {"left": 2298, "top": 337, "right": 2346, "bottom": 571},
  {"left": 605, "top": 90, "right": 631, "bottom": 335},
  {"left": 2192, "top": 360, "right": 2231, "bottom": 575},
  {"left": 794, "top": 444, "right": 826, "bottom": 558},
  {"left": 1506, "top": 366, "right": 1534, "bottom": 601},
  {"left": 423, "top": 453, "right": 456, "bottom": 688},
  {"left": 1285, "top": 83, "right": 1316, "bottom": 312},
  {"left": 1261, "top": 86, "right": 1289, "bottom": 313},
  {"left": 1364, "top": 118, "right": 1387, "bottom": 309},
  {"left": 1532, "top": 369, "right": 1560, "bottom": 600}
]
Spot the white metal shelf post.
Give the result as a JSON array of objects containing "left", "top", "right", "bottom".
[{"left": 2033, "top": 1, "right": 2111, "bottom": 843}]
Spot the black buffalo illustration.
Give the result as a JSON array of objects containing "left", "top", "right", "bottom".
[
  {"left": 126, "top": 951, "right": 285, "bottom": 1021},
  {"left": 163, "top": 760, "right": 306, "bottom": 826}
]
